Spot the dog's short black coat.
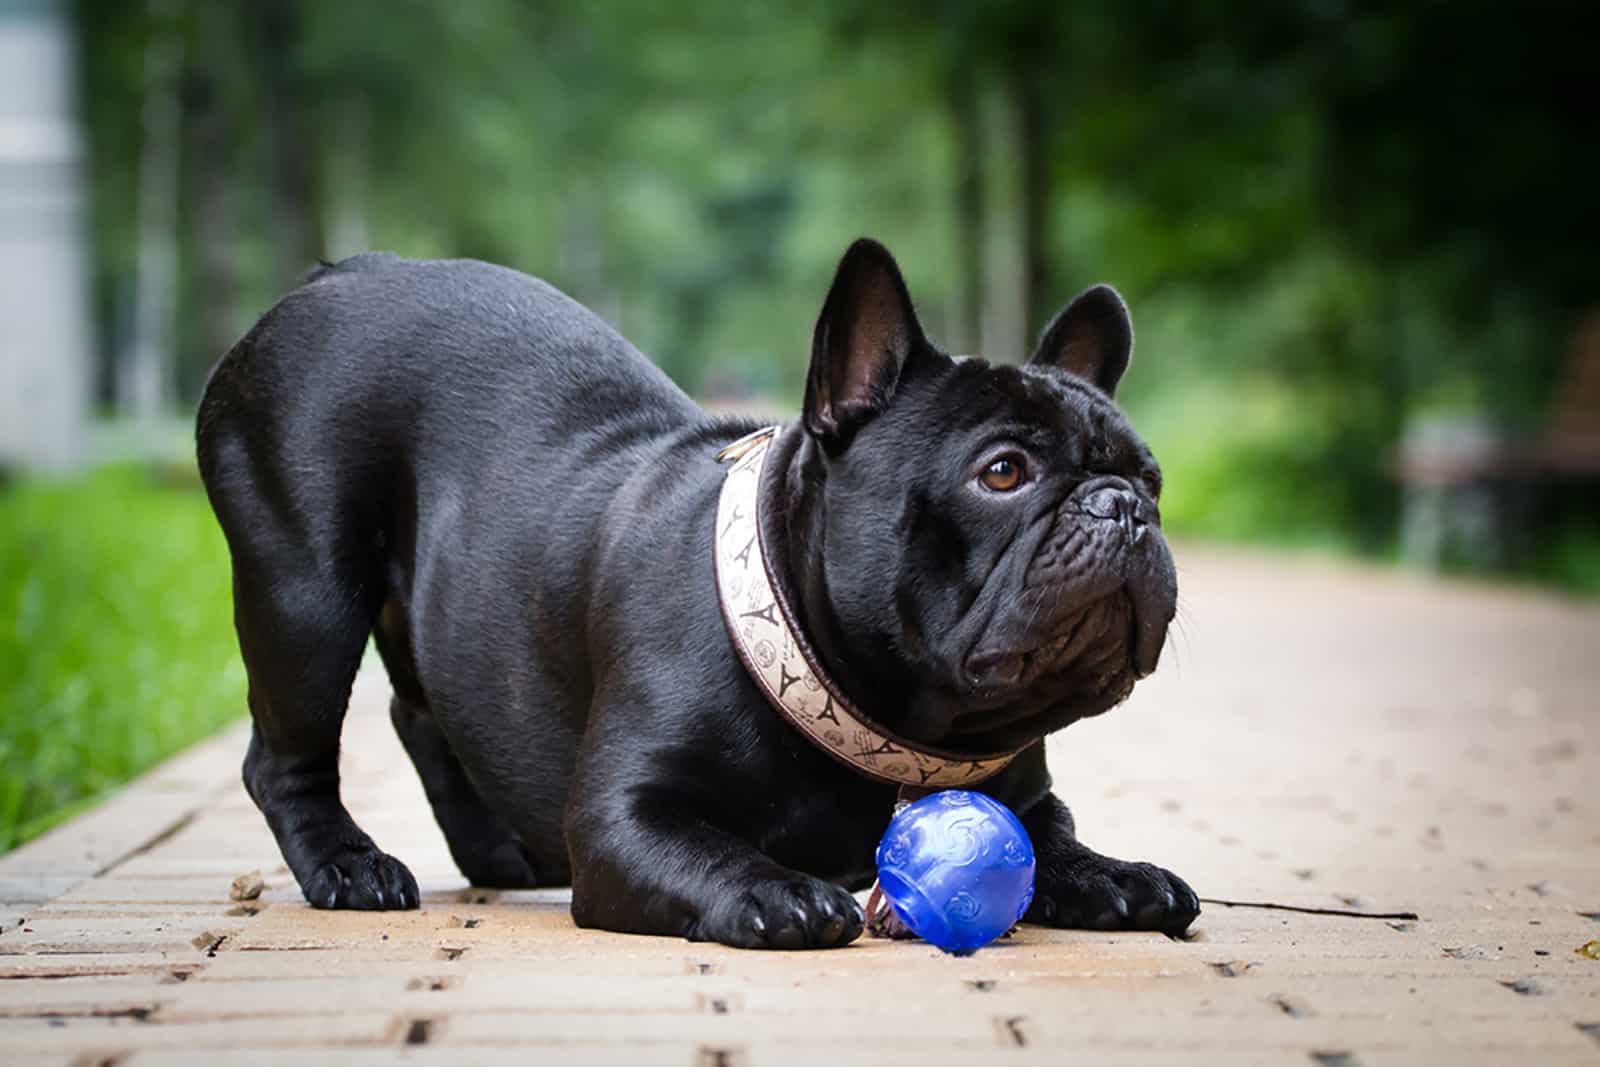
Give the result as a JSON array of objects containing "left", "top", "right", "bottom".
[{"left": 196, "top": 239, "right": 1198, "bottom": 948}]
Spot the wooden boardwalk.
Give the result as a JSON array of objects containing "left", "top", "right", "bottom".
[{"left": 2, "top": 547, "right": 1598, "bottom": 1065}]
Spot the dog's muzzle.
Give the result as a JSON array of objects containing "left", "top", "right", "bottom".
[{"left": 966, "top": 478, "right": 1175, "bottom": 690}]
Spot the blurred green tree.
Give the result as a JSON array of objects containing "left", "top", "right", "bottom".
[{"left": 71, "top": 0, "right": 1600, "bottom": 573}]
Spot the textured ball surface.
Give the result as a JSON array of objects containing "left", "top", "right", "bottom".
[{"left": 875, "top": 790, "right": 1036, "bottom": 955}]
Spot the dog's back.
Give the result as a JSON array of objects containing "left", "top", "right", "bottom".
[
  {"left": 198, "top": 253, "right": 705, "bottom": 624},
  {"left": 199, "top": 252, "right": 696, "bottom": 499}
]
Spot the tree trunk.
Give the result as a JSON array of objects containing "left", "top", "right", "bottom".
[
  {"left": 978, "top": 75, "right": 1028, "bottom": 365},
  {"left": 1016, "top": 67, "right": 1050, "bottom": 341},
  {"left": 322, "top": 96, "right": 371, "bottom": 260},
  {"left": 122, "top": 0, "right": 181, "bottom": 418},
  {"left": 182, "top": 0, "right": 242, "bottom": 396},
  {"left": 254, "top": 0, "right": 319, "bottom": 287},
  {"left": 947, "top": 69, "right": 983, "bottom": 356}
]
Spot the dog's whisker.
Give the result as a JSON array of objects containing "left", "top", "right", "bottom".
[{"left": 1177, "top": 612, "right": 1196, "bottom": 661}]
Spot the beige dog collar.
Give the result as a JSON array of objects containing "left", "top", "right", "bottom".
[{"left": 713, "top": 426, "right": 1020, "bottom": 788}]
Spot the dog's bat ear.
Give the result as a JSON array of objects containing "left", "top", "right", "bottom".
[
  {"left": 1030, "top": 285, "right": 1133, "bottom": 397},
  {"left": 804, "top": 238, "right": 926, "bottom": 444}
]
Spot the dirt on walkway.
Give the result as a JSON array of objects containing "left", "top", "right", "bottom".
[{"left": 2, "top": 546, "right": 1598, "bottom": 1065}]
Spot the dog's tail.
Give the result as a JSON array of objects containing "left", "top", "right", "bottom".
[
  {"left": 302, "top": 251, "right": 402, "bottom": 287},
  {"left": 302, "top": 258, "right": 338, "bottom": 285}
]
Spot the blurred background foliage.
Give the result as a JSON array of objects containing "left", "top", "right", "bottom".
[
  {"left": 73, "top": 0, "right": 1599, "bottom": 551},
  {"left": 2, "top": 0, "right": 1596, "bottom": 849}
]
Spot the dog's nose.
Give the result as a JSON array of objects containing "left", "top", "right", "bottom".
[{"left": 1083, "top": 483, "right": 1147, "bottom": 543}]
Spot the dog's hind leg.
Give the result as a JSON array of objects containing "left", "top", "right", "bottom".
[
  {"left": 203, "top": 432, "right": 418, "bottom": 910},
  {"left": 388, "top": 696, "right": 542, "bottom": 888},
  {"left": 231, "top": 572, "right": 418, "bottom": 909},
  {"left": 374, "top": 603, "right": 540, "bottom": 889},
  {"left": 231, "top": 565, "right": 418, "bottom": 909}
]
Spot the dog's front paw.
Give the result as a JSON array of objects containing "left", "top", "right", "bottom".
[
  {"left": 1029, "top": 852, "right": 1198, "bottom": 936},
  {"left": 302, "top": 845, "right": 420, "bottom": 910},
  {"left": 695, "top": 871, "right": 865, "bottom": 950}
]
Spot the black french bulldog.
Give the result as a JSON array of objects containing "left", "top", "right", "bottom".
[{"left": 195, "top": 238, "right": 1198, "bottom": 948}]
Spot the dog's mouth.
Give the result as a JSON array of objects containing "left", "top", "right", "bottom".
[
  {"left": 961, "top": 589, "right": 1141, "bottom": 703},
  {"left": 901, "top": 490, "right": 1177, "bottom": 752}
]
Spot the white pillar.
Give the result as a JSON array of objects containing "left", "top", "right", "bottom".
[{"left": 0, "top": 0, "right": 91, "bottom": 472}]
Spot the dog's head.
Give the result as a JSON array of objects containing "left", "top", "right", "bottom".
[{"left": 788, "top": 238, "right": 1176, "bottom": 753}]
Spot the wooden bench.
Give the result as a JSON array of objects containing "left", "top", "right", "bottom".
[{"left": 1396, "top": 313, "right": 1600, "bottom": 567}]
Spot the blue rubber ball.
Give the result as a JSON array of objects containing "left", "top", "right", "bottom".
[{"left": 875, "top": 790, "right": 1036, "bottom": 955}]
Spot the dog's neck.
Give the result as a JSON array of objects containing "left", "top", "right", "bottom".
[
  {"left": 769, "top": 427, "right": 995, "bottom": 752},
  {"left": 772, "top": 428, "right": 911, "bottom": 725},
  {"left": 713, "top": 423, "right": 1019, "bottom": 788}
]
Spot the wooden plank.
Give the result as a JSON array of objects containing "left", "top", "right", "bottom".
[
  {"left": 0, "top": 1012, "right": 395, "bottom": 1055},
  {"left": 0, "top": 549, "right": 1597, "bottom": 1065}
]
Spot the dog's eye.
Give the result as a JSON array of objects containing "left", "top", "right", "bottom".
[{"left": 979, "top": 456, "right": 1025, "bottom": 493}]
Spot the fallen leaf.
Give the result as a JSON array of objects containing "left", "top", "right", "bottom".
[
  {"left": 1443, "top": 945, "right": 1497, "bottom": 960},
  {"left": 229, "top": 870, "right": 265, "bottom": 902},
  {"left": 1578, "top": 941, "right": 1600, "bottom": 960}
]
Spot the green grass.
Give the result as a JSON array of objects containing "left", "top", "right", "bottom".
[{"left": 0, "top": 464, "right": 245, "bottom": 853}]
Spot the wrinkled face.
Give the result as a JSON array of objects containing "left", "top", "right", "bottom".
[
  {"left": 800, "top": 240, "right": 1175, "bottom": 751},
  {"left": 820, "top": 357, "right": 1175, "bottom": 748}
]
